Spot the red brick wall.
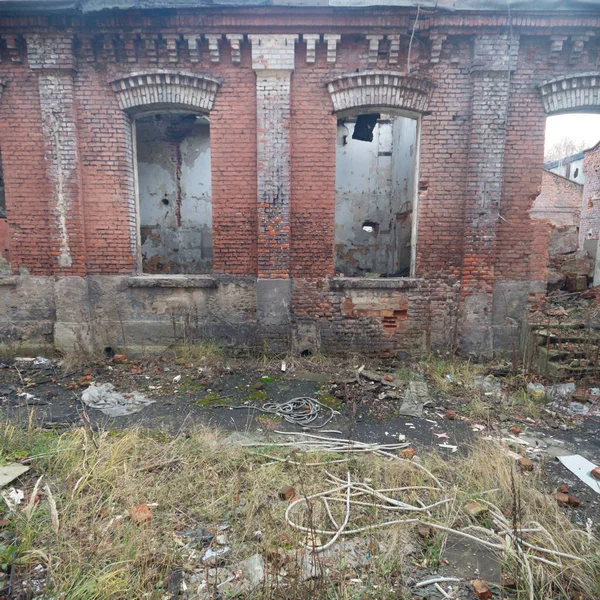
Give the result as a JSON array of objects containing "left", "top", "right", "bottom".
[
  {"left": 1, "top": 9, "right": 600, "bottom": 353},
  {"left": 580, "top": 144, "right": 600, "bottom": 247},
  {"left": 531, "top": 170, "right": 582, "bottom": 227},
  {"left": 0, "top": 62, "right": 53, "bottom": 274}
]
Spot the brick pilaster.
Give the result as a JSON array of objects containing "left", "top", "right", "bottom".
[
  {"left": 459, "top": 33, "right": 519, "bottom": 355},
  {"left": 27, "top": 35, "right": 86, "bottom": 276},
  {"left": 250, "top": 35, "right": 297, "bottom": 328},
  {"left": 27, "top": 35, "right": 93, "bottom": 353}
]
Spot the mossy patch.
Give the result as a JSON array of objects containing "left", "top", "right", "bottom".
[{"left": 193, "top": 391, "right": 229, "bottom": 407}]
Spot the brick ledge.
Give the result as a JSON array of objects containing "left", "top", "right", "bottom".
[{"left": 330, "top": 277, "right": 420, "bottom": 290}]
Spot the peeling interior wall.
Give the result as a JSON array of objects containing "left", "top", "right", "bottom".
[
  {"left": 136, "top": 113, "right": 212, "bottom": 274},
  {"left": 334, "top": 115, "right": 416, "bottom": 277},
  {"left": 0, "top": 154, "right": 10, "bottom": 274}
]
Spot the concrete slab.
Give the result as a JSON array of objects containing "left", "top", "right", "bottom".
[{"left": 0, "top": 462, "right": 29, "bottom": 488}]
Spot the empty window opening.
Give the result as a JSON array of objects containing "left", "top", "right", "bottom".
[
  {"left": 135, "top": 113, "right": 212, "bottom": 274},
  {"left": 335, "top": 113, "right": 418, "bottom": 278}
]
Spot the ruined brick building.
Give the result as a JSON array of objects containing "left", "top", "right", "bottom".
[{"left": 0, "top": 0, "right": 599, "bottom": 356}]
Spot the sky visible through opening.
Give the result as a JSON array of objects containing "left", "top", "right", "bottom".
[{"left": 545, "top": 113, "right": 600, "bottom": 158}]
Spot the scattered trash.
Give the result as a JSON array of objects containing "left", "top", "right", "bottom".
[
  {"left": 1, "top": 487, "right": 24, "bottom": 511},
  {"left": 81, "top": 383, "right": 155, "bottom": 417},
  {"left": 592, "top": 467, "right": 600, "bottom": 480},
  {"left": 399, "top": 381, "right": 429, "bottom": 418},
  {"left": 547, "top": 383, "right": 576, "bottom": 402},
  {"left": 434, "top": 432, "right": 449, "bottom": 439},
  {"left": 445, "top": 410, "right": 456, "bottom": 420},
  {"left": 32, "top": 356, "right": 51, "bottom": 367},
  {"left": 558, "top": 455, "right": 600, "bottom": 493},
  {"left": 438, "top": 443, "right": 458, "bottom": 453},
  {"left": 510, "top": 427, "right": 521, "bottom": 435},
  {"left": 398, "top": 434, "right": 406, "bottom": 442},
  {"left": 527, "top": 382, "right": 546, "bottom": 401},
  {"left": 222, "top": 396, "right": 339, "bottom": 429},
  {"left": 179, "top": 527, "right": 214, "bottom": 547},
  {"left": 203, "top": 546, "right": 230, "bottom": 566},
  {"left": 129, "top": 503, "right": 154, "bottom": 523},
  {"left": 281, "top": 361, "right": 287, "bottom": 372},
  {"left": 216, "top": 534, "right": 228, "bottom": 545},
  {"left": 172, "top": 374, "right": 182, "bottom": 383},
  {"left": 113, "top": 354, "right": 127, "bottom": 363},
  {"left": 0, "top": 463, "right": 29, "bottom": 488},
  {"left": 472, "top": 424, "right": 486, "bottom": 432},
  {"left": 278, "top": 485, "right": 295, "bottom": 501}
]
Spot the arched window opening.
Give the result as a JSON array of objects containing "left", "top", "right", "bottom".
[
  {"left": 135, "top": 112, "right": 212, "bottom": 274},
  {"left": 335, "top": 111, "right": 418, "bottom": 278}
]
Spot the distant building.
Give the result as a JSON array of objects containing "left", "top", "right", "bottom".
[{"left": 544, "top": 152, "right": 585, "bottom": 185}]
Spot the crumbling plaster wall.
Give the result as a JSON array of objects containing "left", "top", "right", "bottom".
[
  {"left": 136, "top": 114, "right": 213, "bottom": 274},
  {"left": 334, "top": 117, "right": 416, "bottom": 277}
]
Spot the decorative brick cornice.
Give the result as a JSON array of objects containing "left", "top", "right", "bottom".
[
  {"left": 110, "top": 70, "right": 221, "bottom": 113},
  {"left": 538, "top": 73, "right": 600, "bottom": 115},
  {"left": 325, "top": 70, "right": 435, "bottom": 114}
]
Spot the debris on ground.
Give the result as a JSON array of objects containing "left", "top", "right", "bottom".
[
  {"left": 558, "top": 455, "right": 600, "bottom": 493},
  {"left": 278, "top": 485, "right": 295, "bottom": 501},
  {"left": 81, "top": 383, "right": 155, "bottom": 417},
  {"left": 0, "top": 463, "right": 29, "bottom": 488},
  {"left": 129, "top": 503, "right": 154, "bottom": 523},
  {"left": 399, "top": 381, "right": 429, "bottom": 418},
  {"left": 471, "top": 579, "right": 493, "bottom": 600},
  {"left": 1, "top": 487, "right": 24, "bottom": 511}
]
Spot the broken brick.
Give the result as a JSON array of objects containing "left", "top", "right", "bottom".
[
  {"left": 464, "top": 500, "right": 488, "bottom": 518},
  {"left": 445, "top": 410, "right": 456, "bottom": 420},
  {"left": 501, "top": 572, "right": 516, "bottom": 589},
  {"left": 559, "top": 484, "right": 569, "bottom": 493},
  {"left": 129, "top": 503, "right": 153, "bottom": 523},
  {"left": 591, "top": 466, "right": 600, "bottom": 480},
  {"left": 384, "top": 374, "right": 393, "bottom": 382},
  {"left": 416, "top": 524, "right": 435, "bottom": 539},
  {"left": 278, "top": 485, "right": 295, "bottom": 501},
  {"left": 509, "top": 426, "right": 521, "bottom": 435},
  {"left": 517, "top": 457, "right": 534, "bottom": 471},
  {"left": 556, "top": 492, "right": 582, "bottom": 507},
  {"left": 472, "top": 579, "right": 492, "bottom": 600},
  {"left": 113, "top": 354, "right": 127, "bottom": 363},
  {"left": 400, "top": 447, "right": 415, "bottom": 460}
]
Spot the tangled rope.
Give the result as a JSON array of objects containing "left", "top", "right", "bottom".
[{"left": 223, "top": 397, "right": 340, "bottom": 429}]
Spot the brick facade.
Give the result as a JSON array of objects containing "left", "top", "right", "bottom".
[
  {"left": 580, "top": 143, "right": 600, "bottom": 247},
  {"left": 532, "top": 170, "right": 582, "bottom": 228},
  {"left": 0, "top": 5, "right": 599, "bottom": 355}
]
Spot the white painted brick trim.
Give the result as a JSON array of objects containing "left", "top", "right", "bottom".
[
  {"left": 325, "top": 70, "right": 435, "bottom": 113},
  {"left": 538, "top": 73, "right": 600, "bottom": 114},
  {"left": 110, "top": 70, "right": 221, "bottom": 113}
]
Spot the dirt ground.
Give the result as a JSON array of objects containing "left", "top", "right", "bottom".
[{"left": 2, "top": 349, "right": 600, "bottom": 599}]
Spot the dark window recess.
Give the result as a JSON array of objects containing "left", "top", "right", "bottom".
[
  {"left": 574, "top": 167, "right": 580, "bottom": 178},
  {"left": 352, "top": 114, "right": 380, "bottom": 142}
]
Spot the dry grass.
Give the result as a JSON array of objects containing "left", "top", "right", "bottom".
[{"left": 1, "top": 423, "right": 599, "bottom": 599}]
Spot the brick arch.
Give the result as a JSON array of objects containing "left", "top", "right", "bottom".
[
  {"left": 110, "top": 71, "right": 221, "bottom": 114},
  {"left": 538, "top": 73, "right": 600, "bottom": 115},
  {"left": 325, "top": 70, "right": 435, "bottom": 114}
]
